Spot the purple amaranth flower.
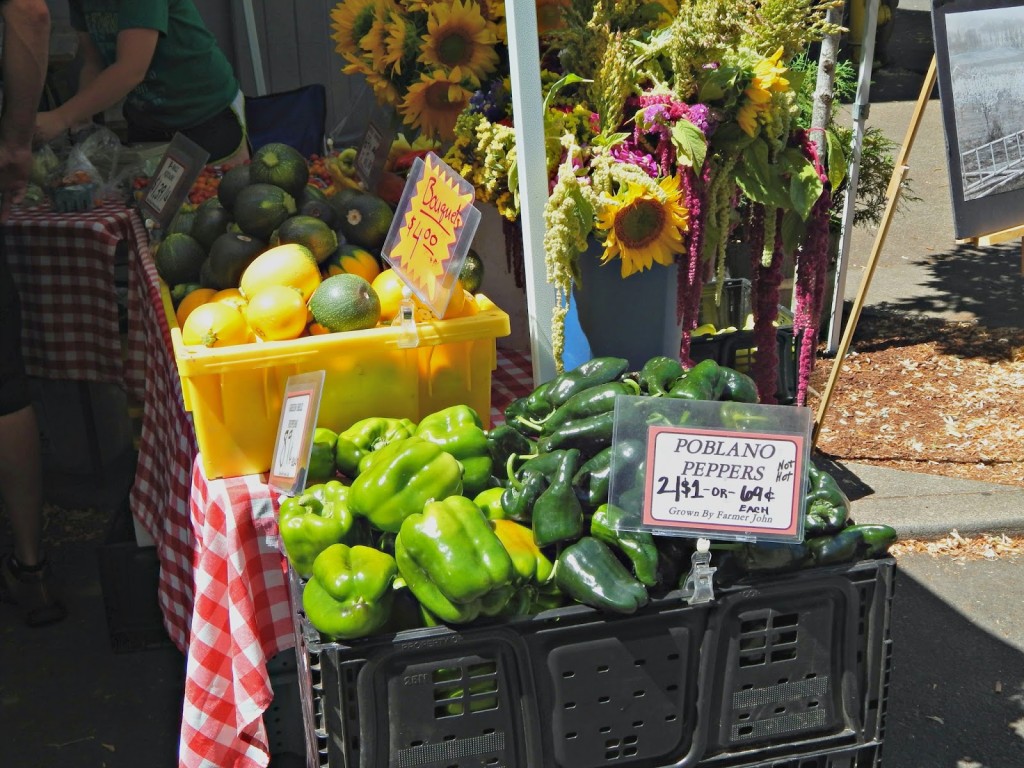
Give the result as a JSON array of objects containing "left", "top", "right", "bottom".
[{"left": 609, "top": 143, "right": 660, "bottom": 176}]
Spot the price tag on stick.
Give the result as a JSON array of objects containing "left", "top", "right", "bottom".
[
  {"left": 138, "top": 132, "right": 209, "bottom": 231},
  {"left": 381, "top": 152, "right": 481, "bottom": 318},
  {"left": 268, "top": 371, "right": 326, "bottom": 495}
]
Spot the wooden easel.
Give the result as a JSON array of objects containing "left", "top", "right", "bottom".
[{"left": 814, "top": 53, "right": 1024, "bottom": 443}]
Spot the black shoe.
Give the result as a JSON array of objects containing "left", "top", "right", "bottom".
[{"left": 0, "top": 554, "right": 67, "bottom": 627}]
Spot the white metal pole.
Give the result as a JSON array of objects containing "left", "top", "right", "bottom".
[
  {"left": 241, "top": 0, "right": 267, "bottom": 97},
  {"left": 506, "top": 0, "right": 557, "bottom": 385},
  {"left": 826, "top": 0, "right": 880, "bottom": 353}
]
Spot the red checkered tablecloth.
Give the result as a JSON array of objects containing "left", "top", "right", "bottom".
[
  {"left": 176, "top": 347, "right": 536, "bottom": 768},
  {"left": 6, "top": 200, "right": 148, "bottom": 398}
]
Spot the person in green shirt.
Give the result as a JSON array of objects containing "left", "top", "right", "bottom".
[{"left": 34, "top": 0, "right": 249, "bottom": 166}]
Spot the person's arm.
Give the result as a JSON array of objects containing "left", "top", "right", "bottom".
[
  {"left": 35, "top": 27, "right": 158, "bottom": 144},
  {"left": 0, "top": 0, "right": 50, "bottom": 221}
]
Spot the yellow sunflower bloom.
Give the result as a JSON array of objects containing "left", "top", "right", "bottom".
[
  {"left": 419, "top": 0, "right": 499, "bottom": 85},
  {"left": 383, "top": 10, "right": 422, "bottom": 75},
  {"left": 400, "top": 71, "right": 474, "bottom": 141},
  {"left": 330, "top": 0, "right": 379, "bottom": 64},
  {"left": 361, "top": 2, "right": 397, "bottom": 65},
  {"left": 595, "top": 175, "right": 689, "bottom": 278},
  {"left": 738, "top": 47, "right": 790, "bottom": 137}
]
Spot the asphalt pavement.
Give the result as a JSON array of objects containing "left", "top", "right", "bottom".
[{"left": 2, "top": 4, "right": 1023, "bottom": 767}]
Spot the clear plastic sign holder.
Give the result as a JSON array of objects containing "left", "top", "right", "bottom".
[
  {"left": 138, "top": 132, "right": 209, "bottom": 233},
  {"left": 678, "top": 538, "right": 717, "bottom": 605},
  {"left": 380, "top": 152, "right": 481, "bottom": 319},
  {"left": 268, "top": 371, "right": 326, "bottom": 496},
  {"left": 354, "top": 118, "right": 395, "bottom": 192},
  {"left": 608, "top": 397, "right": 811, "bottom": 543}
]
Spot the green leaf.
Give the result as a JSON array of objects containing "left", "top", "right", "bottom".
[
  {"left": 710, "top": 122, "right": 756, "bottom": 154},
  {"left": 670, "top": 121, "right": 707, "bottom": 170},
  {"left": 782, "top": 148, "right": 824, "bottom": 221},
  {"left": 567, "top": 185, "right": 595, "bottom": 238},
  {"left": 780, "top": 209, "right": 806, "bottom": 256},
  {"left": 543, "top": 74, "right": 590, "bottom": 111},
  {"left": 735, "top": 139, "right": 790, "bottom": 210},
  {"left": 593, "top": 131, "right": 631, "bottom": 149},
  {"left": 824, "top": 129, "right": 847, "bottom": 190}
]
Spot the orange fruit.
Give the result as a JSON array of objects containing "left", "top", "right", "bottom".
[
  {"left": 243, "top": 285, "right": 309, "bottom": 341},
  {"left": 307, "top": 321, "right": 332, "bottom": 336},
  {"left": 210, "top": 288, "right": 248, "bottom": 313},
  {"left": 181, "top": 302, "right": 250, "bottom": 347},
  {"left": 175, "top": 287, "right": 217, "bottom": 327},
  {"left": 371, "top": 269, "right": 408, "bottom": 322}
]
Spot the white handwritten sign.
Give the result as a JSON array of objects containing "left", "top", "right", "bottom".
[{"left": 641, "top": 426, "right": 805, "bottom": 541}]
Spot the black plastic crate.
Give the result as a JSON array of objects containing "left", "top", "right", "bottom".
[
  {"left": 96, "top": 540, "right": 172, "bottom": 653},
  {"left": 303, "top": 559, "right": 893, "bottom": 768}
]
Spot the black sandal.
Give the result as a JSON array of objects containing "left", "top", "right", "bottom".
[{"left": 0, "top": 554, "right": 67, "bottom": 627}]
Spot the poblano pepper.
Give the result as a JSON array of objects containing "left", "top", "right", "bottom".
[
  {"left": 554, "top": 536, "right": 650, "bottom": 614},
  {"left": 516, "top": 357, "right": 630, "bottom": 427},
  {"left": 572, "top": 438, "right": 644, "bottom": 508},
  {"left": 808, "top": 523, "right": 898, "bottom": 565},
  {"left": 639, "top": 356, "right": 685, "bottom": 396},
  {"left": 499, "top": 469, "right": 547, "bottom": 522},
  {"left": 804, "top": 462, "right": 850, "bottom": 536},
  {"left": 531, "top": 448, "right": 585, "bottom": 547},
  {"left": 414, "top": 405, "right": 493, "bottom": 497},
  {"left": 536, "top": 411, "right": 616, "bottom": 458},
  {"left": 590, "top": 504, "right": 659, "bottom": 586},
  {"left": 485, "top": 424, "right": 535, "bottom": 471},
  {"left": 668, "top": 359, "right": 758, "bottom": 404},
  {"left": 334, "top": 417, "right": 416, "bottom": 478},
  {"left": 730, "top": 541, "right": 812, "bottom": 574},
  {"left": 539, "top": 380, "right": 640, "bottom": 435},
  {"left": 395, "top": 496, "right": 515, "bottom": 624},
  {"left": 302, "top": 543, "right": 398, "bottom": 640},
  {"left": 279, "top": 480, "right": 355, "bottom": 578},
  {"left": 348, "top": 436, "right": 463, "bottom": 533}
]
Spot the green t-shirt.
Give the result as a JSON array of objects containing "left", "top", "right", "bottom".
[{"left": 69, "top": 0, "right": 239, "bottom": 129}]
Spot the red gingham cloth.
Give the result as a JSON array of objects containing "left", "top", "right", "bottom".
[
  {"left": 127, "top": 226, "right": 199, "bottom": 650},
  {"left": 179, "top": 461, "right": 294, "bottom": 768},
  {"left": 6, "top": 200, "right": 147, "bottom": 397},
  {"left": 175, "top": 348, "right": 535, "bottom": 768}
]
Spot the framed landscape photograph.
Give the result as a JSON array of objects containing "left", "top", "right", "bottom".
[{"left": 932, "top": 0, "right": 1024, "bottom": 239}]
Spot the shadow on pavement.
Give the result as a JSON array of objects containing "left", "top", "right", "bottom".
[
  {"left": 887, "top": 564, "right": 1024, "bottom": 767},
  {"left": 869, "top": 243, "right": 1024, "bottom": 331}
]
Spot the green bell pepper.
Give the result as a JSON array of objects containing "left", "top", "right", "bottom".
[
  {"left": 395, "top": 496, "right": 514, "bottom": 624},
  {"left": 414, "top": 405, "right": 493, "bottom": 497},
  {"left": 302, "top": 543, "right": 398, "bottom": 640},
  {"left": 307, "top": 427, "right": 338, "bottom": 485},
  {"left": 491, "top": 520, "right": 557, "bottom": 618},
  {"left": 278, "top": 480, "right": 355, "bottom": 578},
  {"left": 590, "top": 503, "right": 659, "bottom": 586},
  {"left": 334, "top": 417, "right": 416, "bottom": 478},
  {"left": 639, "top": 356, "right": 685, "bottom": 396},
  {"left": 531, "top": 448, "right": 585, "bottom": 547},
  {"left": 349, "top": 436, "right": 463, "bottom": 533},
  {"left": 473, "top": 486, "right": 507, "bottom": 520},
  {"left": 554, "top": 536, "right": 650, "bottom": 614}
]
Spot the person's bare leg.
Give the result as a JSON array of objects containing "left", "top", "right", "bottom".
[{"left": 0, "top": 403, "right": 43, "bottom": 566}]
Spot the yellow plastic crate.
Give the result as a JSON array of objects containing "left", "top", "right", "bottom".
[{"left": 160, "top": 285, "right": 510, "bottom": 479}]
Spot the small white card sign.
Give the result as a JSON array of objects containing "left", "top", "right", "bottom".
[{"left": 268, "top": 371, "right": 326, "bottom": 495}]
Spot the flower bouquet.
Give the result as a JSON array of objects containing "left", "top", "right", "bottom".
[{"left": 446, "top": 0, "right": 844, "bottom": 404}]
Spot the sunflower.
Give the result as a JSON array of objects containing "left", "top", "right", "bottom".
[
  {"left": 738, "top": 47, "right": 790, "bottom": 137},
  {"left": 382, "top": 10, "right": 423, "bottom": 76},
  {"left": 360, "top": 0, "right": 397, "bottom": 65},
  {"left": 330, "top": 0, "right": 379, "bottom": 65},
  {"left": 595, "top": 174, "right": 689, "bottom": 278},
  {"left": 400, "top": 71, "right": 475, "bottom": 141},
  {"left": 418, "top": 0, "right": 499, "bottom": 85}
]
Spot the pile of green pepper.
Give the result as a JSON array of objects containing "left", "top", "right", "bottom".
[{"left": 280, "top": 356, "right": 898, "bottom": 642}]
